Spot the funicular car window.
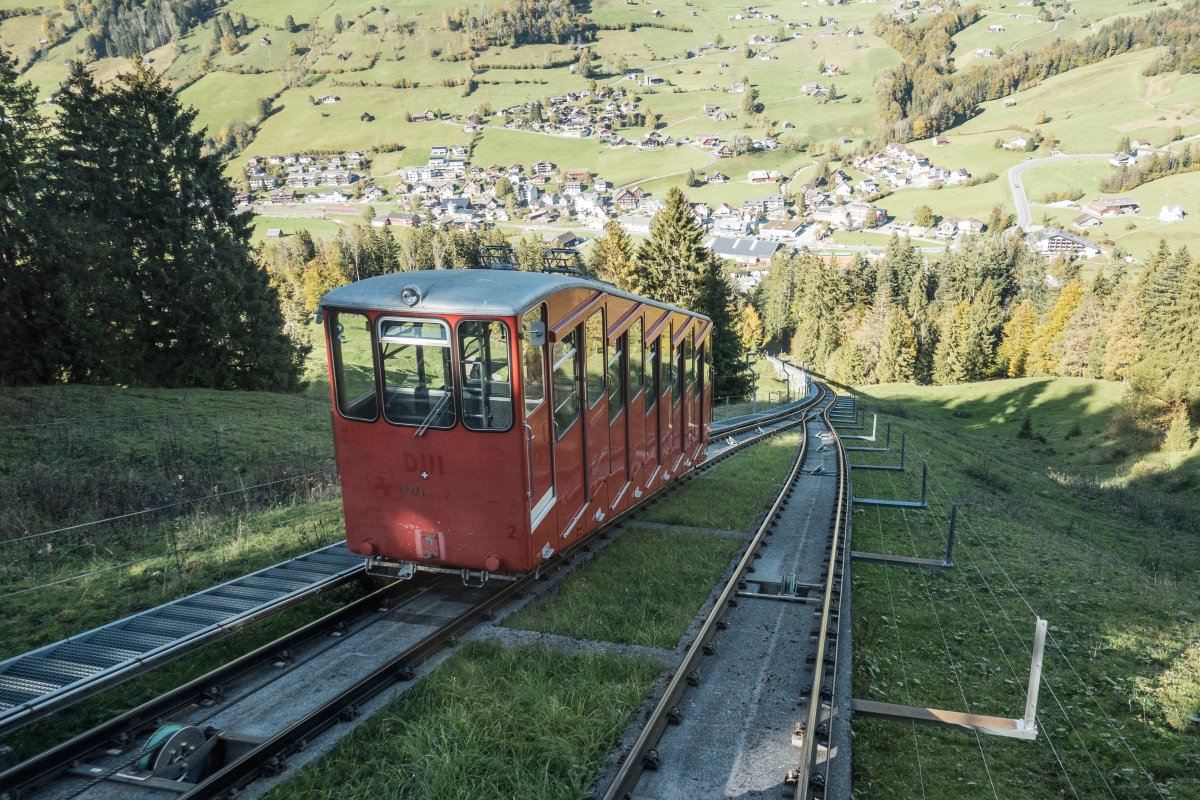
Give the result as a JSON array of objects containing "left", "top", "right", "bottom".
[
  {"left": 608, "top": 334, "right": 625, "bottom": 422},
  {"left": 378, "top": 317, "right": 455, "bottom": 429},
  {"left": 552, "top": 330, "right": 580, "bottom": 439},
  {"left": 522, "top": 308, "right": 546, "bottom": 414},
  {"left": 457, "top": 319, "right": 513, "bottom": 431},
  {"left": 687, "top": 329, "right": 698, "bottom": 395},
  {"left": 660, "top": 329, "right": 673, "bottom": 397},
  {"left": 629, "top": 318, "right": 644, "bottom": 399},
  {"left": 585, "top": 310, "right": 605, "bottom": 408},
  {"left": 684, "top": 329, "right": 694, "bottom": 389},
  {"left": 330, "top": 311, "right": 378, "bottom": 421},
  {"left": 646, "top": 336, "right": 658, "bottom": 412}
]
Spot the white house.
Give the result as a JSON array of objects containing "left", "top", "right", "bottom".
[{"left": 1160, "top": 205, "right": 1186, "bottom": 223}]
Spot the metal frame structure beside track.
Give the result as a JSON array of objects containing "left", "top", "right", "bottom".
[
  {"left": 599, "top": 385, "right": 833, "bottom": 800},
  {"left": 2, "top": 382, "right": 828, "bottom": 800}
]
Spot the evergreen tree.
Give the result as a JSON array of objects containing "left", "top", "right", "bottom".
[
  {"left": 933, "top": 283, "right": 997, "bottom": 384},
  {"left": 1153, "top": 251, "right": 1200, "bottom": 402},
  {"left": 0, "top": 51, "right": 58, "bottom": 384},
  {"left": 884, "top": 234, "right": 921, "bottom": 307},
  {"left": 1162, "top": 405, "right": 1196, "bottom": 451},
  {"left": 47, "top": 60, "right": 303, "bottom": 390},
  {"left": 638, "top": 186, "right": 706, "bottom": 310},
  {"left": 1029, "top": 281, "right": 1082, "bottom": 375},
  {"left": 876, "top": 304, "right": 917, "bottom": 383},
  {"left": 1102, "top": 290, "right": 1143, "bottom": 382},
  {"left": 791, "top": 257, "right": 845, "bottom": 372},
  {"left": 1059, "top": 297, "right": 1103, "bottom": 378},
  {"left": 933, "top": 300, "right": 977, "bottom": 384},
  {"left": 761, "top": 253, "right": 798, "bottom": 346},
  {"left": 590, "top": 219, "right": 640, "bottom": 293},
  {"left": 996, "top": 299, "right": 1038, "bottom": 377},
  {"left": 698, "top": 257, "right": 750, "bottom": 397},
  {"left": 285, "top": 14, "right": 297, "bottom": 32},
  {"left": 906, "top": 264, "right": 937, "bottom": 383}
]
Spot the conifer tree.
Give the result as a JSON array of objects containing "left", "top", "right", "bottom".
[
  {"left": 761, "top": 253, "right": 798, "bottom": 346},
  {"left": 638, "top": 186, "right": 706, "bottom": 310},
  {"left": 877, "top": 304, "right": 917, "bottom": 383},
  {"left": 0, "top": 51, "right": 57, "bottom": 385},
  {"left": 933, "top": 300, "right": 976, "bottom": 384},
  {"left": 697, "top": 256, "right": 750, "bottom": 397},
  {"left": 997, "top": 299, "right": 1038, "bottom": 377},
  {"left": 1059, "top": 297, "right": 1103, "bottom": 378},
  {"left": 1102, "top": 290, "right": 1143, "bottom": 382},
  {"left": 906, "top": 265, "right": 937, "bottom": 383},
  {"left": 1029, "top": 281, "right": 1082, "bottom": 375},
  {"left": 1153, "top": 251, "right": 1200, "bottom": 402},
  {"left": 791, "top": 257, "right": 845, "bottom": 372},
  {"left": 1163, "top": 405, "right": 1196, "bottom": 451},
  {"left": 47, "top": 60, "right": 303, "bottom": 389},
  {"left": 590, "top": 219, "right": 641, "bottom": 293}
]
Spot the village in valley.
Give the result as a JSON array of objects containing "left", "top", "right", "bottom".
[{"left": 11, "top": 0, "right": 1200, "bottom": 284}]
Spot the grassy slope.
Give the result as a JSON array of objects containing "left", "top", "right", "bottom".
[
  {"left": 848, "top": 377, "right": 1199, "bottom": 800},
  {"left": 0, "top": 385, "right": 340, "bottom": 657}
]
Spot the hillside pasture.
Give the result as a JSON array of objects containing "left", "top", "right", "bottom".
[
  {"left": 954, "top": 49, "right": 1200, "bottom": 155},
  {"left": 179, "top": 70, "right": 283, "bottom": 136}
]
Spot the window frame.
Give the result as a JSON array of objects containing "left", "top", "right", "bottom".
[
  {"left": 608, "top": 332, "right": 626, "bottom": 423},
  {"left": 376, "top": 315, "right": 457, "bottom": 430},
  {"left": 645, "top": 335, "right": 658, "bottom": 413},
  {"left": 585, "top": 309, "right": 606, "bottom": 410},
  {"left": 551, "top": 328, "right": 582, "bottom": 440},
  {"left": 329, "top": 309, "right": 380, "bottom": 423},
  {"left": 629, "top": 317, "right": 645, "bottom": 400},
  {"left": 521, "top": 306, "right": 547, "bottom": 416},
  {"left": 455, "top": 317, "right": 515, "bottom": 433}
]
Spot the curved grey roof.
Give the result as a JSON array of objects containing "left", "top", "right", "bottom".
[{"left": 319, "top": 269, "right": 710, "bottom": 321}]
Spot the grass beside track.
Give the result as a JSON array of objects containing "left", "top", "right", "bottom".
[
  {"left": 0, "top": 499, "right": 346, "bottom": 661},
  {"left": 847, "top": 377, "right": 1200, "bottom": 800},
  {"left": 261, "top": 641, "right": 660, "bottom": 800},
  {"left": 505, "top": 526, "right": 742, "bottom": 649},
  {"left": 640, "top": 429, "right": 802, "bottom": 531}
]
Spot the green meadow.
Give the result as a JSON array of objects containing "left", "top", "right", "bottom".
[{"left": 849, "top": 377, "right": 1199, "bottom": 799}]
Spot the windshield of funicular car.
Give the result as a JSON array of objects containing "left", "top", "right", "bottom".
[{"left": 377, "top": 317, "right": 455, "bottom": 428}]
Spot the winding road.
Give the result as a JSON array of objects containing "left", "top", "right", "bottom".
[{"left": 1008, "top": 152, "right": 1110, "bottom": 229}]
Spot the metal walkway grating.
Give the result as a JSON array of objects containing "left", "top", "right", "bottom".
[{"left": 0, "top": 542, "right": 362, "bottom": 734}]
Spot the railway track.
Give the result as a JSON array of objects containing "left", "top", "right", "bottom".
[
  {"left": 598, "top": 386, "right": 851, "bottom": 800},
  {"left": 1, "top": 385, "right": 829, "bottom": 800}
]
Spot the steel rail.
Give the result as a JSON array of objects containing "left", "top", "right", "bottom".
[
  {"left": 0, "top": 578, "right": 435, "bottom": 797},
  {"left": 792, "top": 393, "right": 852, "bottom": 799},
  {"left": 6, "top": 385, "right": 827, "bottom": 800},
  {"left": 599, "top": 385, "right": 832, "bottom": 800}
]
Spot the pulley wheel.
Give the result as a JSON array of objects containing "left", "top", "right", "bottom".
[{"left": 135, "top": 723, "right": 207, "bottom": 779}]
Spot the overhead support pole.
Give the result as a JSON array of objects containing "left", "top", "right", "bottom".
[
  {"left": 852, "top": 618, "right": 1048, "bottom": 741},
  {"left": 853, "top": 460, "right": 927, "bottom": 509},
  {"left": 852, "top": 503, "right": 957, "bottom": 569}
]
